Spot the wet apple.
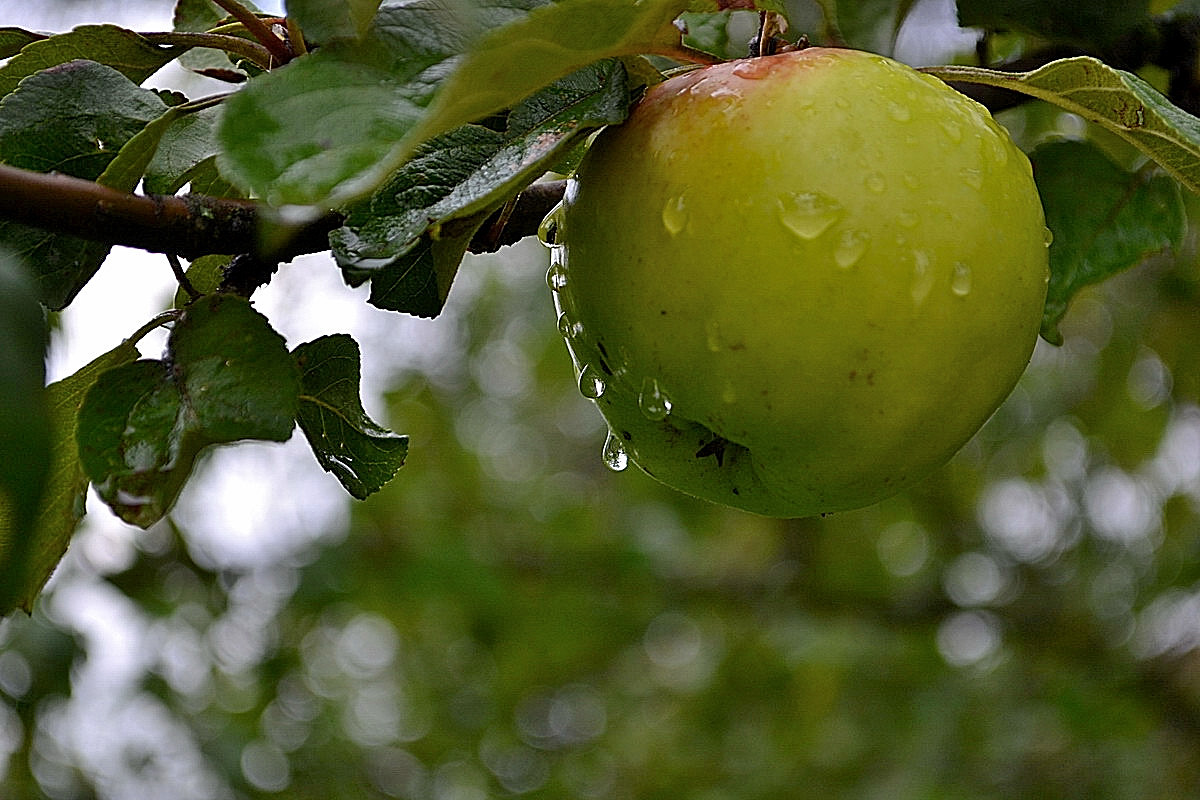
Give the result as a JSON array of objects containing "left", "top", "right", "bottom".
[{"left": 546, "top": 47, "right": 1049, "bottom": 517}]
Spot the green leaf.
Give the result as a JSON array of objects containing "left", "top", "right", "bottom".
[
  {"left": 97, "top": 106, "right": 185, "bottom": 192},
  {"left": 0, "top": 252, "right": 51, "bottom": 579},
  {"left": 287, "top": 0, "right": 383, "bottom": 42},
  {"left": 169, "top": 295, "right": 300, "bottom": 443},
  {"left": 174, "top": 0, "right": 244, "bottom": 76},
  {"left": 0, "top": 25, "right": 187, "bottom": 99},
  {"left": 364, "top": 210, "right": 492, "bottom": 316},
  {"left": 922, "top": 57, "right": 1200, "bottom": 196},
  {"left": 0, "top": 60, "right": 168, "bottom": 177},
  {"left": 0, "top": 60, "right": 168, "bottom": 309},
  {"left": 294, "top": 334, "right": 408, "bottom": 499},
  {"left": 145, "top": 105, "right": 225, "bottom": 194},
  {"left": 78, "top": 296, "right": 299, "bottom": 528},
  {"left": 77, "top": 360, "right": 195, "bottom": 529},
  {"left": 331, "top": 58, "right": 631, "bottom": 314},
  {"left": 815, "top": 0, "right": 906, "bottom": 53},
  {"left": 956, "top": 0, "right": 1152, "bottom": 54},
  {"left": 0, "top": 339, "right": 139, "bottom": 616},
  {"left": 174, "top": 254, "right": 230, "bottom": 308},
  {"left": 217, "top": 0, "right": 699, "bottom": 208},
  {"left": 217, "top": 0, "right": 542, "bottom": 207},
  {"left": 1034, "top": 139, "right": 1187, "bottom": 344},
  {"left": 0, "top": 28, "right": 47, "bottom": 60},
  {"left": 678, "top": 11, "right": 756, "bottom": 60}
]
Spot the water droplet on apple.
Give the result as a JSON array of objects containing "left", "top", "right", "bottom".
[
  {"left": 960, "top": 167, "right": 984, "bottom": 190},
  {"left": 940, "top": 119, "right": 963, "bottom": 142},
  {"left": 951, "top": 262, "right": 972, "bottom": 297},
  {"left": 732, "top": 59, "right": 770, "bottom": 80},
  {"left": 1043, "top": 226, "right": 1055, "bottom": 247},
  {"left": 910, "top": 250, "right": 934, "bottom": 306},
  {"left": 662, "top": 194, "right": 688, "bottom": 236},
  {"left": 558, "top": 312, "right": 582, "bottom": 339},
  {"left": 705, "top": 320, "right": 724, "bottom": 352},
  {"left": 602, "top": 430, "right": 629, "bottom": 471},
  {"left": 903, "top": 173, "right": 920, "bottom": 189},
  {"left": 638, "top": 377, "right": 673, "bottom": 421},
  {"left": 721, "top": 382, "right": 738, "bottom": 404},
  {"left": 537, "top": 206, "right": 562, "bottom": 245},
  {"left": 984, "top": 133, "right": 1009, "bottom": 165},
  {"left": 578, "top": 364, "right": 606, "bottom": 399},
  {"left": 887, "top": 101, "right": 912, "bottom": 122},
  {"left": 546, "top": 262, "right": 568, "bottom": 292},
  {"left": 777, "top": 191, "right": 843, "bottom": 240},
  {"left": 834, "top": 230, "right": 870, "bottom": 269},
  {"left": 865, "top": 172, "right": 887, "bottom": 193},
  {"left": 898, "top": 210, "right": 919, "bottom": 228}
]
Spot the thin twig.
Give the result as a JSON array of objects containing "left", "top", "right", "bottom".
[
  {"left": 166, "top": 253, "right": 201, "bottom": 301},
  {"left": 142, "top": 31, "right": 274, "bottom": 70},
  {"left": 209, "top": 0, "right": 293, "bottom": 65},
  {"left": 648, "top": 42, "right": 723, "bottom": 66}
]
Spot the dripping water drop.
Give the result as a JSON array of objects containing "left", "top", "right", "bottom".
[
  {"left": 638, "top": 377, "right": 673, "bottom": 421},
  {"left": 951, "top": 262, "right": 972, "bottom": 297},
  {"left": 602, "top": 430, "right": 629, "bottom": 471},
  {"left": 777, "top": 191, "right": 843, "bottom": 240},
  {"left": 578, "top": 364, "right": 606, "bottom": 399}
]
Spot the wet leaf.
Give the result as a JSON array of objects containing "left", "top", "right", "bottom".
[
  {"left": 78, "top": 296, "right": 299, "bottom": 528},
  {"left": 217, "top": 0, "right": 698, "bottom": 208},
  {"left": 168, "top": 295, "right": 300, "bottom": 444},
  {"left": 923, "top": 57, "right": 1200, "bottom": 195},
  {"left": 331, "top": 58, "right": 630, "bottom": 316},
  {"left": 294, "top": 334, "right": 408, "bottom": 499},
  {"left": 1034, "top": 140, "right": 1186, "bottom": 343}
]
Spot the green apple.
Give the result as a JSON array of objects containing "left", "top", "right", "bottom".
[{"left": 546, "top": 47, "right": 1049, "bottom": 517}]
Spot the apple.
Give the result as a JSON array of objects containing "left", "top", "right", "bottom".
[{"left": 545, "top": 47, "right": 1049, "bottom": 517}]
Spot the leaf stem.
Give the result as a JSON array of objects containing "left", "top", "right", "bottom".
[
  {"left": 209, "top": 0, "right": 294, "bottom": 65},
  {"left": 285, "top": 17, "right": 308, "bottom": 57},
  {"left": 127, "top": 310, "right": 184, "bottom": 346},
  {"left": 648, "top": 42, "right": 723, "bottom": 66},
  {"left": 143, "top": 31, "right": 274, "bottom": 69},
  {"left": 167, "top": 253, "right": 201, "bottom": 301}
]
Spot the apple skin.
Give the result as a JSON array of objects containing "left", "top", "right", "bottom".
[{"left": 548, "top": 47, "right": 1049, "bottom": 517}]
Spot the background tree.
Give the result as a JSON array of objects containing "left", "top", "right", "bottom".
[{"left": 4, "top": 0, "right": 1200, "bottom": 798}]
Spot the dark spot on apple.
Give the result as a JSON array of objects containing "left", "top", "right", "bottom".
[
  {"left": 732, "top": 487, "right": 740, "bottom": 495},
  {"left": 596, "top": 341, "right": 613, "bottom": 375},
  {"left": 695, "top": 437, "right": 727, "bottom": 467},
  {"left": 621, "top": 430, "right": 632, "bottom": 441}
]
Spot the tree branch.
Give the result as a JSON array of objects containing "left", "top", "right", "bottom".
[
  {"left": 0, "top": 164, "right": 339, "bottom": 262},
  {"left": 0, "top": 164, "right": 566, "bottom": 264}
]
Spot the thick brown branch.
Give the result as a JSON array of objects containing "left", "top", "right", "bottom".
[
  {"left": 0, "top": 164, "right": 340, "bottom": 262},
  {"left": 0, "top": 164, "right": 565, "bottom": 264}
]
